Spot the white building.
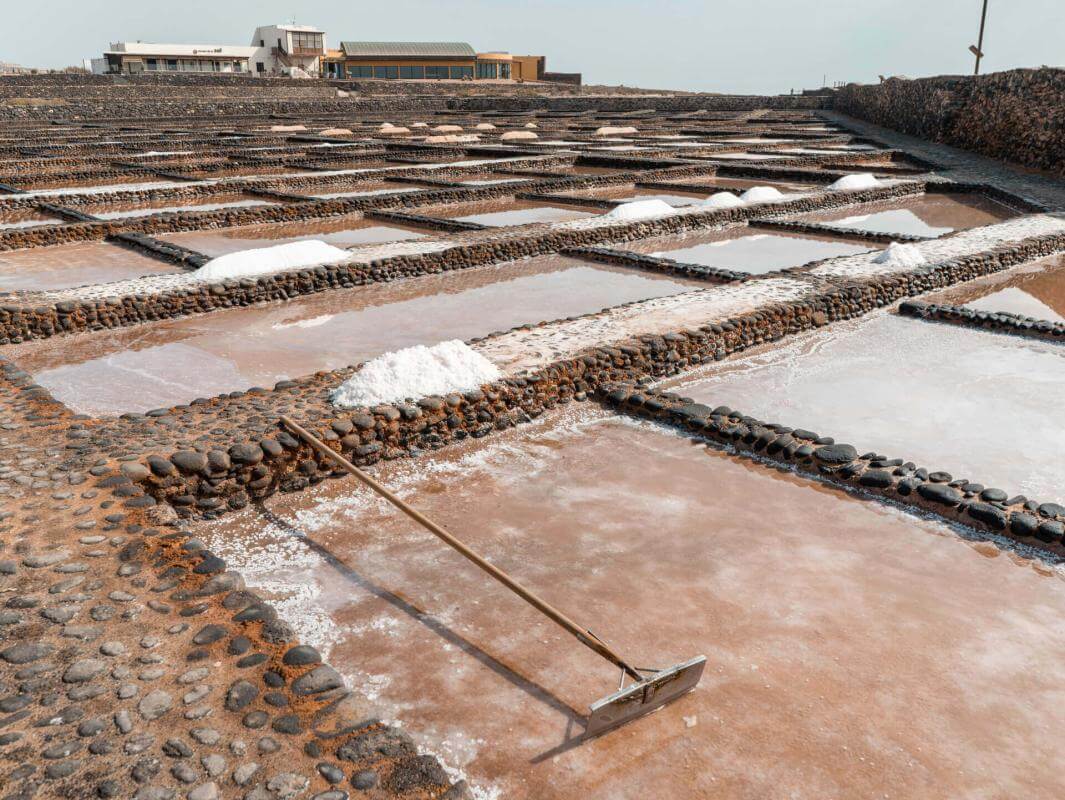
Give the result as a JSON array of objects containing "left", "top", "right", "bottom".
[{"left": 96, "top": 24, "right": 327, "bottom": 77}]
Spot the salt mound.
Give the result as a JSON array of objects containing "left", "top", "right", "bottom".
[
  {"left": 501, "top": 130, "right": 538, "bottom": 141},
  {"left": 604, "top": 199, "right": 675, "bottom": 221},
  {"left": 829, "top": 173, "right": 881, "bottom": 191},
  {"left": 475, "top": 123, "right": 497, "bottom": 130},
  {"left": 872, "top": 242, "right": 926, "bottom": 268},
  {"left": 332, "top": 340, "right": 502, "bottom": 408},
  {"left": 524, "top": 122, "right": 539, "bottom": 129},
  {"left": 379, "top": 126, "right": 411, "bottom": 136},
  {"left": 411, "top": 122, "right": 429, "bottom": 128},
  {"left": 596, "top": 126, "right": 638, "bottom": 136},
  {"left": 271, "top": 124, "right": 307, "bottom": 132},
  {"left": 740, "top": 186, "right": 785, "bottom": 203},
  {"left": 424, "top": 134, "right": 479, "bottom": 144},
  {"left": 432, "top": 124, "right": 464, "bottom": 133},
  {"left": 379, "top": 122, "right": 395, "bottom": 129},
  {"left": 319, "top": 128, "right": 352, "bottom": 136},
  {"left": 195, "top": 241, "right": 350, "bottom": 281},
  {"left": 704, "top": 192, "right": 744, "bottom": 208}
]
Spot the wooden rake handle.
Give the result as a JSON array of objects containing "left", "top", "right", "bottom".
[{"left": 279, "top": 415, "right": 643, "bottom": 681}]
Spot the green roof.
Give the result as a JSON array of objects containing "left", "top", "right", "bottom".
[{"left": 340, "top": 41, "right": 476, "bottom": 58}]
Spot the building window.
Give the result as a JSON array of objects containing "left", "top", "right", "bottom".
[
  {"left": 373, "top": 66, "right": 398, "bottom": 79},
  {"left": 425, "top": 66, "right": 448, "bottom": 79},
  {"left": 256, "top": 61, "right": 265, "bottom": 73},
  {"left": 347, "top": 65, "right": 372, "bottom": 78},
  {"left": 500, "top": 63, "right": 510, "bottom": 79},
  {"left": 477, "top": 63, "right": 497, "bottom": 79},
  {"left": 166, "top": 59, "right": 178, "bottom": 71},
  {"left": 146, "top": 59, "right": 157, "bottom": 71},
  {"left": 399, "top": 66, "right": 424, "bottom": 79},
  {"left": 450, "top": 66, "right": 473, "bottom": 79},
  {"left": 290, "top": 32, "right": 324, "bottom": 52}
]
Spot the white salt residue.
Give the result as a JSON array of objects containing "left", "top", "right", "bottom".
[
  {"left": 595, "top": 125, "right": 638, "bottom": 136},
  {"left": 475, "top": 123, "right": 497, "bottom": 130},
  {"left": 603, "top": 199, "right": 676, "bottom": 221},
  {"left": 424, "top": 134, "right": 480, "bottom": 144},
  {"left": 873, "top": 242, "right": 926, "bottom": 267},
  {"left": 194, "top": 240, "right": 350, "bottom": 281},
  {"left": 128, "top": 150, "right": 194, "bottom": 158},
  {"left": 500, "top": 130, "right": 538, "bottom": 141},
  {"left": 270, "top": 124, "right": 307, "bottom": 132},
  {"left": 18, "top": 180, "right": 210, "bottom": 198},
  {"left": 704, "top": 191, "right": 744, "bottom": 208},
  {"left": 740, "top": 186, "right": 785, "bottom": 203},
  {"left": 200, "top": 525, "right": 344, "bottom": 660},
  {"left": 432, "top": 124, "right": 464, "bottom": 133},
  {"left": 332, "top": 340, "right": 502, "bottom": 408},
  {"left": 829, "top": 173, "right": 881, "bottom": 191},
  {"left": 475, "top": 278, "right": 813, "bottom": 375},
  {"left": 271, "top": 314, "right": 335, "bottom": 331}
]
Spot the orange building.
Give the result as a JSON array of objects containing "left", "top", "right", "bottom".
[{"left": 321, "top": 42, "right": 569, "bottom": 83}]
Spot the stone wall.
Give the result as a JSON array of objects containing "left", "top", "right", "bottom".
[{"left": 835, "top": 68, "right": 1065, "bottom": 177}]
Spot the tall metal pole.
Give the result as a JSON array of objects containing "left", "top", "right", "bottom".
[{"left": 973, "top": 0, "right": 989, "bottom": 75}]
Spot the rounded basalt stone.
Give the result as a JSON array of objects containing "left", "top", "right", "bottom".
[
  {"left": 1037, "top": 503, "right": 1065, "bottom": 520},
  {"left": 351, "top": 770, "right": 378, "bottom": 790},
  {"left": 813, "top": 444, "right": 857, "bottom": 464},
  {"left": 192, "top": 624, "right": 227, "bottom": 645},
  {"left": 1010, "top": 513, "right": 1039, "bottom": 537},
  {"left": 170, "top": 451, "right": 208, "bottom": 475},
  {"left": 206, "top": 450, "right": 230, "bottom": 472},
  {"left": 967, "top": 502, "right": 1007, "bottom": 531},
  {"left": 318, "top": 763, "right": 345, "bottom": 784},
  {"left": 858, "top": 469, "right": 894, "bottom": 489},
  {"left": 242, "top": 711, "right": 269, "bottom": 729},
  {"left": 120, "top": 462, "right": 150, "bottom": 481},
  {"left": 917, "top": 482, "right": 962, "bottom": 506},
  {"left": 282, "top": 645, "right": 322, "bottom": 667},
  {"left": 226, "top": 680, "right": 259, "bottom": 712},
  {"left": 980, "top": 488, "right": 1008, "bottom": 503},
  {"left": 928, "top": 471, "right": 952, "bottom": 483},
  {"left": 1036, "top": 520, "right": 1064, "bottom": 544},
  {"left": 229, "top": 444, "right": 263, "bottom": 466}
]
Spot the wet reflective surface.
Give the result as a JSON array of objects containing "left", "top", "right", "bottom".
[
  {"left": 931, "top": 255, "right": 1065, "bottom": 323},
  {"left": 195, "top": 409, "right": 1065, "bottom": 799},
  {"left": 434, "top": 199, "right": 598, "bottom": 227},
  {"left": 801, "top": 193, "right": 1016, "bottom": 237},
  {"left": 621, "top": 227, "right": 877, "bottom": 274},
  {"left": 0, "top": 241, "right": 178, "bottom": 292},
  {"left": 662, "top": 311, "right": 1065, "bottom": 503},
  {"left": 159, "top": 214, "right": 426, "bottom": 256},
  {"left": 8, "top": 257, "right": 701, "bottom": 414},
  {"left": 0, "top": 208, "right": 63, "bottom": 230}
]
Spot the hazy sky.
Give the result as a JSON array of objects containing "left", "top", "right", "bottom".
[{"left": 5, "top": 0, "right": 1063, "bottom": 93}]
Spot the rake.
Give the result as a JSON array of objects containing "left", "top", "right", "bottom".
[{"left": 280, "top": 415, "right": 705, "bottom": 737}]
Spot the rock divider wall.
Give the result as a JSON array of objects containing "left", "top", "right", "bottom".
[
  {"left": 899, "top": 298, "right": 1065, "bottom": 345},
  {"left": 835, "top": 68, "right": 1065, "bottom": 177}
]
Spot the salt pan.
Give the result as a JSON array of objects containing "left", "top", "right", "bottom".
[
  {"left": 332, "top": 340, "right": 502, "bottom": 408},
  {"left": 194, "top": 240, "right": 350, "bottom": 281}
]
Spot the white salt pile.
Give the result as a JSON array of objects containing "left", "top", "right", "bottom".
[
  {"left": 432, "top": 124, "right": 464, "bottom": 133},
  {"left": 740, "top": 186, "right": 785, "bottom": 203},
  {"left": 595, "top": 126, "right": 638, "bottom": 136},
  {"left": 270, "top": 124, "right": 307, "bottom": 132},
  {"left": 319, "top": 128, "right": 352, "bottom": 136},
  {"left": 379, "top": 126, "right": 411, "bottom": 136},
  {"left": 424, "top": 134, "right": 480, "bottom": 144},
  {"left": 475, "top": 123, "right": 497, "bottom": 130},
  {"left": 524, "top": 122, "right": 539, "bottom": 129},
  {"left": 411, "top": 122, "right": 429, "bottom": 128},
  {"left": 829, "top": 173, "right": 881, "bottom": 191},
  {"left": 704, "top": 192, "right": 744, "bottom": 208},
  {"left": 331, "top": 340, "right": 502, "bottom": 408},
  {"left": 195, "top": 240, "right": 350, "bottom": 281},
  {"left": 501, "top": 130, "right": 538, "bottom": 141},
  {"left": 603, "top": 199, "right": 676, "bottom": 221},
  {"left": 872, "top": 241, "right": 926, "bottom": 268}
]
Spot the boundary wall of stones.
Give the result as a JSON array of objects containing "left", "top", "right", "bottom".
[
  {"left": 835, "top": 68, "right": 1065, "bottom": 177},
  {"left": 899, "top": 298, "right": 1065, "bottom": 345},
  {"left": 600, "top": 384, "right": 1065, "bottom": 558},
  {"left": 112, "top": 230, "right": 1065, "bottom": 526},
  {"left": 0, "top": 182, "right": 927, "bottom": 342}
]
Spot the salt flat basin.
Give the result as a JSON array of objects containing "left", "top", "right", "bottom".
[
  {"left": 196, "top": 409, "right": 1065, "bottom": 800},
  {"left": 798, "top": 193, "right": 1016, "bottom": 237},
  {"left": 661, "top": 311, "right": 1065, "bottom": 504},
  {"left": 83, "top": 192, "right": 273, "bottom": 220},
  {"left": 619, "top": 227, "right": 877, "bottom": 274},
  {"left": 430, "top": 198, "right": 598, "bottom": 227},
  {"left": 6, "top": 256, "right": 701, "bottom": 415},
  {"left": 158, "top": 214, "right": 426, "bottom": 257},
  {"left": 0, "top": 208, "right": 64, "bottom": 230},
  {"left": 0, "top": 241, "right": 178, "bottom": 292},
  {"left": 937, "top": 254, "right": 1065, "bottom": 323}
]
